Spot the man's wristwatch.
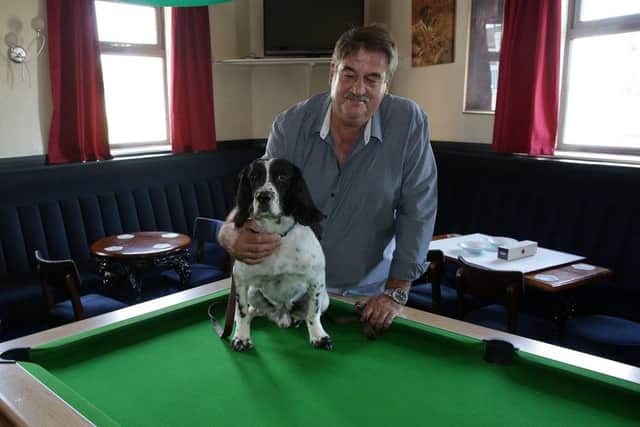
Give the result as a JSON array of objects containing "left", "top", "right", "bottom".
[{"left": 383, "top": 287, "right": 409, "bottom": 305}]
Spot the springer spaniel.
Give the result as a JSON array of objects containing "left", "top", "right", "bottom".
[{"left": 231, "top": 158, "right": 332, "bottom": 351}]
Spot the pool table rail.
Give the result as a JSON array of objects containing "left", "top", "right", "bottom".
[{"left": 1, "top": 278, "right": 639, "bottom": 426}]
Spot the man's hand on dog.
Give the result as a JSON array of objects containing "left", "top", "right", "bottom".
[{"left": 219, "top": 219, "right": 280, "bottom": 264}]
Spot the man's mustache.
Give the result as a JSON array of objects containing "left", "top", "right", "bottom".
[{"left": 345, "top": 92, "right": 369, "bottom": 103}]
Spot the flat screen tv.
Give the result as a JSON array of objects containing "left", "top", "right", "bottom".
[{"left": 263, "top": 0, "right": 365, "bottom": 57}]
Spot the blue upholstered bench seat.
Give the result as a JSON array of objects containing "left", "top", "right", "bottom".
[
  {"left": 464, "top": 304, "right": 558, "bottom": 342},
  {"left": 432, "top": 143, "right": 640, "bottom": 324},
  {"left": 0, "top": 147, "right": 263, "bottom": 341},
  {"left": 49, "top": 294, "right": 128, "bottom": 326},
  {"left": 564, "top": 315, "right": 640, "bottom": 366}
]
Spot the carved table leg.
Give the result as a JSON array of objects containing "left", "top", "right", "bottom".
[
  {"left": 168, "top": 251, "right": 191, "bottom": 289},
  {"left": 95, "top": 258, "right": 117, "bottom": 288}
]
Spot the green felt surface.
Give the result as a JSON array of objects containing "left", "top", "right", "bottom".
[{"left": 20, "top": 293, "right": 640, "bottom": 427}]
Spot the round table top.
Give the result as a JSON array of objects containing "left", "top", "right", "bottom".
[{"left": 90, "top": 231, "right": 191, "bottom": 259}]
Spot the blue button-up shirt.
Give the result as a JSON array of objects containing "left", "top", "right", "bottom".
[{"left": 265, "top": 92, "right": 437, "bottom": 296}]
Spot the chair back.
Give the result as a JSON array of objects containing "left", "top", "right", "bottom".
[
  {"left": 417, "top": 249, "right": 445, "bottom": 311},
  {"left": 192, "top": 217, "right": 224, "bottom": 260},
  {"left": 455, "top": 256, "right": 524, "bottom": 333},
  {"left": 34, "top": 250, "right": 85, "bottom": 320},
  {"left": 192, "top": 217, "right": 221, "bottom": 261},
  {"left": 193, "top": 217, "right": 232, "bottom": 276}
]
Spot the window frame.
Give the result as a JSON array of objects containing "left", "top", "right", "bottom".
[
  {"left": 96, "top": 0, "right": 171, "bottom": 153},
  {"left": 556, "top": 0, "right": 640, "bottom": 156}
]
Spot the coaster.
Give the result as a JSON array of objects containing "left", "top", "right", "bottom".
[
  {"left": 153, "top": 243, "right": 171, "bottom": 249},
  {"left": 161, "top": 233, "right": 179, "bottom": 238},
  {"left": 117, "top": 234, "right": 134, "bottom": 240},
  {"left": 572, "top": 263, "right": 595, "bottom": 271},
  {"left": 104, "top": 246, "right": 124, "bottom": 252},
  {"left": 534, "top": 274, "right": 559, "bottom": 282}
]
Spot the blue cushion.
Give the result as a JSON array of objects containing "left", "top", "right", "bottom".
[
  {"left": 50, "top": 294, "right": 127, "bottom": 324},
  {"left": 565, "top": 315, "right": 640, "bottom": 346},
  {"left": 408, "top": 282, "right": 488, "bottom": 317},
  {"left": 564, "top": 315, "right": 640, "bottom": 365},
  {"left": 159, "top": 263, "right": 228, "bottom": 289},
  {"left": 408, "top": 283, "right": 458, "bottom": 315},
  {"left": 0, "top": 276, "right": 47, "bottom": 328},
  {"left": 464, "top": 304, "right": 557, "bottom": 342},
  {"left": 192, "top": 241, "right": 228, "bottom": 267}
]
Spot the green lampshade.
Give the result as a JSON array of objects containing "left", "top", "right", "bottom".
[{"left": 119, "top": 0, "right": 232, "bottom": 6}]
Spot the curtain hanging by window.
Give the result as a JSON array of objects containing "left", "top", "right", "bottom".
[
  {"left": 170, "top": 6, "right": 217, "bottom": 154},
  {"left": 492, "top": 0, "right": 562, "bottom": 155},
  {"left": 46, "top": 0, "right": 111, "bottom": 164}
]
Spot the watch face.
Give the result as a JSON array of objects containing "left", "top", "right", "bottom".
[{"left": 392, "top": 288, "right": 408, "bottom": 304}]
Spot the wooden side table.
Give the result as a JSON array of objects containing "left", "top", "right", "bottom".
[{"left": 91, "top": 232, "right": 192, "bottom": 297}]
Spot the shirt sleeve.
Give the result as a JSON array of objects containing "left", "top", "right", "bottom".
[
  {"left": 389, "top": 108, "right": 438, "bottom": 282},
  {"left": 264, "top": 111, "right": 288, "bottom": 160}
]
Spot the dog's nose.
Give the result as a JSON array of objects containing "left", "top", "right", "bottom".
[{"left": 256, "top": 191, "right": 273, "bottom": 205}]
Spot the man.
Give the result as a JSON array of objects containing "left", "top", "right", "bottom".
[{"left": 219, "top": 24, "right": 437, "bottom": 334}]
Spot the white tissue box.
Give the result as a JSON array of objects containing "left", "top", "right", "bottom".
[{"left": 497, "top": 240, "right": 538, "bottom": 261}]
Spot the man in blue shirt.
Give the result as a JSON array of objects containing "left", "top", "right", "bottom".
[{"left": 219, "top": 25, "right": 437, "bottom": 333}]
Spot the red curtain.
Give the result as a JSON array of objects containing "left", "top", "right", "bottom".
[
  {"left": 171, "top": 7, "right": 217, "bottom": 153},
  {"left": 46, "top": 0, "right": 111, "bottom": 164},
  {"left": 492, "top": 0, "right": 562, "bottom": 155}
]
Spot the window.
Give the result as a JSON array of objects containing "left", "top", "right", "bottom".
[
  {"left": 464, "top": 0, "right": 640, "bottom": 159},
  {"left": 95, "top": 0, "right": 171, "bottom": 155},
  {"left": 464, "top": 0, "right": 503, "bottom": 113},
  {"left": 557, "top": 0, "right": 640, "bottom": 155}
]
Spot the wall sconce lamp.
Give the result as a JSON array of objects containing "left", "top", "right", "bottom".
[
  {"left": 3, "top": 16, "right": 46, "bottom": 86},
  {"left": 4, "top": 16, "right": 46, "bottom": 64}
]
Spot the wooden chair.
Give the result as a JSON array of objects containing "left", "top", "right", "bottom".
[
  {"left": 408, "top": 234, "right": 466, "bottom": 315},
  {"left": 408, "top": 249, "right": 450, "bottom": 313},
  {"left": 455, "top": 256, "right": 556, "bottom": 341},
  {"left": 160, "top": 217, "right": 230, "bottom": 288},
  {"left": 35, "top": 250, "right": 126, "bottom": 324},
  {"left": 192, "top": 217, "right": 231, "bottom": 271}
]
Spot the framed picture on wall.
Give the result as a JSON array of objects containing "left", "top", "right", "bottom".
[
  {"left": 463, "top": 0, "right": 504, "bottom": 113},
  {"left": 411, "top": 0, "right": 456, "bottom": 67}
]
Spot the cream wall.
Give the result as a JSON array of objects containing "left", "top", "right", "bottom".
[
  {"left": 0, "top": 0, "right": 50, "bottom": 158},
  {"left": 211, "top": 0, "right": 494, "bottom": 143},
  {"left": 0, "top": 0, "right": 492, "bottom": 159}
]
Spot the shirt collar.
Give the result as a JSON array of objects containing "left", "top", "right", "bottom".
[{"left": 319, "top": 100, "right": 382, "bottom": 145}]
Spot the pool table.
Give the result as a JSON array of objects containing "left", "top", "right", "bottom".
[{"left": 1, "top": 279, "right": 639, "bottom": 427}]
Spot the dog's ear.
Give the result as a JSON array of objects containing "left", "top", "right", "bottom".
[
  {"left": 234, "top": 165, "right": 253, "bottom": 227},
  {"left": 284, "top": 165, "right": 325, "bottom": 226}
]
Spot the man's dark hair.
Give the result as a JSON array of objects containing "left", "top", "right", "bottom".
[{"left": 332, "top": 24, "right": 398, "bottom": 81}]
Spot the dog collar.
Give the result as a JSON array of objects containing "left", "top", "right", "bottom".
[{"left": 280, "top": 222, "right": 296, "bottom": 237}]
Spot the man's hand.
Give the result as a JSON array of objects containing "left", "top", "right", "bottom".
[
  {"left": 359, "top": 294, "right": 403, "bottom": 332},
  {"left": 218, "top": 219, "right": 280, "bottom": 264},
  {"left": 359, "top": 279, "right": 410, "bottom": 336}
]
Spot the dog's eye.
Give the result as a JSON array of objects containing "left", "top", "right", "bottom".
[
  {"left": 276, "top": 174, "right": 289, "bottom": 182},
  {"left": 249, "top": 174, "right": 258, "bottom": 182}
]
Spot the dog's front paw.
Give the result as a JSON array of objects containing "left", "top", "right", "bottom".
[
  {"left": 231, "top": 337, "right": 253, "bottom": 352},
  {"left": 311, "top": 336, "right": 333, "bottom": 350}
]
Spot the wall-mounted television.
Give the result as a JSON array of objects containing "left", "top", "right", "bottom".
[{"left": 263, "top": 0, "right": 365, "bottom": 57}]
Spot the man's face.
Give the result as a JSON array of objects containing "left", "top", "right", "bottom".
[{"left": 329, "top": 49, "right": 389, "bottom": 129}]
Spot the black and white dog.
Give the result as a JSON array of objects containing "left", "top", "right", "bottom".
[{"left": 231, "top": 158, "right": 332, "bottom": 351}]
